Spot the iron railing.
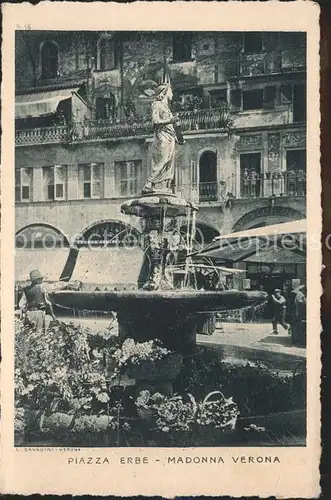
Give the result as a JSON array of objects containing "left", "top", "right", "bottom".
[
  {"left": 179, "top": 172, "right": 306, "bottom": 204},
  {"left": 15, "top": 125, "right": 69, "bottom": 146},
  {"left": 238, "top": 49, "right": 305, "bottom": 77},
  {"left": 15, "top": 107, "right": 232, "bottom": 146},
  {"left": 239, "top": 171, "right": 306, "bottom": 198}
]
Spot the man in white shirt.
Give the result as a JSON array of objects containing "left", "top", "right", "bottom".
[{"left": 271, "top": 288, "right": 289, "bottom": 335}]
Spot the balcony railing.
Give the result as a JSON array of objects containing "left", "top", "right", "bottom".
[
  {"left": 179, "top": 172, "right": 306, "bottom": 204},
  {"left": 15, "top": 108, "right": 232, "bottom": 146},
  {"left": 199, "top": 182, "right": 220, "bottom": 202},
  {"left": 239, "top": 171, "right": 306, "bottom": 198},
  {"left": 238, "top": 49, "right": 305, "bottom": 77},
  {"left": 15, "top": 125, "right": 69, "bottom": 146}
]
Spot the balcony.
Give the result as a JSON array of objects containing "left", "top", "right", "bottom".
[
  {"left": 238, "top": 49, "right": 305, "bottom": 78},
  {"left": 15, "top": 125, "right": 69, "bottom": 146},
  {"left": 239, "top": 171, "right": 306, "bottom": 198},
  {"left": 15, "top": 107, "right": 233, "bottom": 146},
  {"left": 178, "top": 172, "right": 306, "bottom": 205},
  {"left": 233, "top": 106, "right": 292, "bottom": 129}
]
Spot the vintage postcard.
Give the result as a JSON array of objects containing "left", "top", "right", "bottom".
[{"left": 1, "top": 1, "right": 321, "bottom": 497}]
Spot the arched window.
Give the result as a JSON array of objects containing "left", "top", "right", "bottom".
[
  {"left": 75, "top": 220, "right": 141, "bottom": 248},
  {"left": 41, "top": 41, "right": 59, "bottom": 79},
  {"left": 16, "top": 224, "right": 69, "bottom": 249},
  {"left": 199, "top": 150, "right": 217, "bottom": 201}
]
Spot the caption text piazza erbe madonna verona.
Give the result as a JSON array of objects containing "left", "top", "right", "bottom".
[{"left": 66, "top": 455, "right": 281, "bottom": 465}]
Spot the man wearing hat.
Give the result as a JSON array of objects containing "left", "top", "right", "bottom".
[
  {"left": 271, "top": 288, "right": 289, "bottom": 335},
  {"left": 19, "top": 269, "right": 56, "bottom": 332}
]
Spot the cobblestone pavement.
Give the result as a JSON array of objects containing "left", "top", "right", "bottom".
[{"left": 198, "top": 321, "right": 306, "bottom": 359}]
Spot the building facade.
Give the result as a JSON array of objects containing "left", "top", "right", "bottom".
[{"left": 15, "top": 31, "right": 306, "bottom": 254}]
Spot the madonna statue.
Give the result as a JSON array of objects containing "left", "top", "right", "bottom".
[{"left": 143, "top": 83, "right": 183, "bottom": 194}]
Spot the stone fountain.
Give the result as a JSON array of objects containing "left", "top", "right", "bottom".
[{"left": 52, "top": 83, "right": 267, "bottom": 354}]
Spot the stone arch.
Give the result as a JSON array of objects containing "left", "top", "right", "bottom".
[
  {"left": 61, "top": 219, "right": 144, "bottom": 283},
  {"left": 232, "top": 206, "right": 305, "bottom": 232},
  {"left": 180, "top": 218, "right": 221, "bottom": 249},
  {"left": 198, "top": 146, "right": 217, "bottom": 158},
  {"left": 198, "top": 149, "right": 218, "bottom": 202},
  {"left": 15, "top": 223, "right": 69, "bottom": 249}
]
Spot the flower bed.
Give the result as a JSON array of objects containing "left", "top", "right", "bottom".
[{"left": 15, "top": 319, "right": 306, "bottom": 447}]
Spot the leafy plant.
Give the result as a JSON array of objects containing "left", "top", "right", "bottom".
[
  {"left": 175, "top": 347, "right": 299, "bottom": 417},
  {"left": 113, "top": 338, "right": 171, "bottom": 368},
  {"left": 15, "top": 318, "right": 115, "bottom": 420}
]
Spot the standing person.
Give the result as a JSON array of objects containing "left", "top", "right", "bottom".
[
  {"left": 142, "top": 83, "right": 183, "bottom": 194},
  {"left": 271, "top": 288, "right": 289, "bottom": 335},
  {"left": 19, "top": 269, "right": 56, "bottom": 332},
  {"left": 290, "top": 285, "right": 306, "bottom": 346}
]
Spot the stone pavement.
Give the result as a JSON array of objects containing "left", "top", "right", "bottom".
[
  {"left": 199, "top": 321, "right": 305, "bottom": 357},
  {"left": 198, "top": 322, "right": 306, "bottom": 373}
]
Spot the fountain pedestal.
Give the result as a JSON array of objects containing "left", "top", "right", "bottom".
[
  {"left": 52, "top": 191, "right": 268, "bottom": 356},
  {"left": 117, "top": 309, "right": 200, "bottom": 353}
]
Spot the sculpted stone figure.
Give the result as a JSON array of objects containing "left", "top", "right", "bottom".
[{"left": 143, "top": 83, "right": 181, "bottom": 194}]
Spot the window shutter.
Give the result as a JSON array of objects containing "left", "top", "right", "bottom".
[
  {"left": 263, "top": 86, "right": 276, "bottom": 109},
  {"left": 190, "top": 159, "right": 198, "bottom": 186},
  {"left": 42, "top": 166, "right": 53, "bottom": 201},
  {"left": 15, "top": 170, "right": 21, "bottom": 202},
  {"left": 91, "top": 163, "right": 103, "bottom": 198},
  {"left": 78, "top": 164, "right": 85, "bottom": 199},
  {"left": 54, "top": 165, "right": 66, "bottom": 200}
]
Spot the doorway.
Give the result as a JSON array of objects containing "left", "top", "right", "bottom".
[{"left": 199, "top": 150, "right": 217, "bottom": 202}]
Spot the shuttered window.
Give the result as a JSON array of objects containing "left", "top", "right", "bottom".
[
  {"left": 15, "top": 168, "right": 32, "bottom": 202},
  {"left": 43, "top": 165, "right": 67, "bottom": 201},
  {"left": 114, "top": 160, "right": 142, "bottom": 197},
  {"left": 78, "top": 163, "right": 104, "bottom": 199}
]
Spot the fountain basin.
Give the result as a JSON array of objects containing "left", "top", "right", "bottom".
[
  {"left": 121, "top": 192, "right": 198, "bottom": 218},
  {"left": 52, "top": 289, "right": 267, "bottom": 352},
  {"left": 52, "top": 290, "right": 267, "bottom": 312}
]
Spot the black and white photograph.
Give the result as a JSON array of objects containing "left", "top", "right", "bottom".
[{"left": 13, "top": 28, "right": 309, "bottom": 449}]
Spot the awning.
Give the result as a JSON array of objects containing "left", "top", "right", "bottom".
[
  {"left": 196, "top": 219, "right": 306, "bottom": 257},
  {"left": 16, "top": 249, "right": 70, "bottom": 282},
  {"left": 15, "top": 88, "right": 79, "bottom": 119},
  {"left": 198, "top": 239, "right": 262, "bottom": 263},
  {"left": 243, "top": 246, "right": 306, "bottom": 265},
  {"left": 70, "top": 248, "right": 144, "bottom": 285},
  {"left": 213, "top": 219, "right": 306, "bottom": 242}
]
